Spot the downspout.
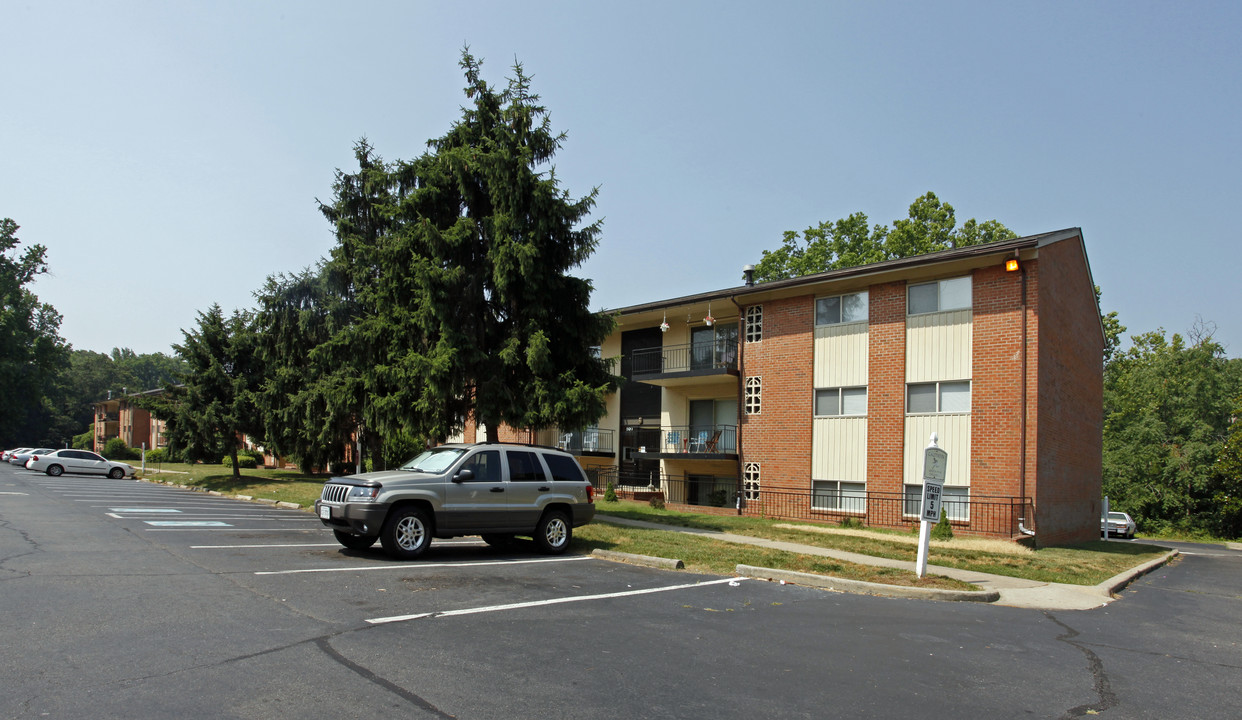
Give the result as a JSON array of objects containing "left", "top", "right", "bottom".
[
  {"left": 1017, "top": 259, "right": 1035, "bottom": 537},
  {"left": 731, "top": 295, "right": 745, "bottom": 515}
]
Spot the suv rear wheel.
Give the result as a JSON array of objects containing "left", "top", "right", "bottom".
[
  {"left": 380, "top": 506, "right": 432, "bottom": 559},
  {"left": 534, "top": 509, "right": 572, "bottom": 555}
]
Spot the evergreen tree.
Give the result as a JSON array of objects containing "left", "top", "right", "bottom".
[
  {"left": 168, "top": 304, "right": 262, "bottom": 477},
  {"left": 317, "top": 51, "right": 617, "bottom": 445}
]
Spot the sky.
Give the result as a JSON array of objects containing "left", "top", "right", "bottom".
[{"left": 4, "top": 1, "right": 1240, "bottom": 359}]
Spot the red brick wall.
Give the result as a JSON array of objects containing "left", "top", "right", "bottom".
[
  {"left": 970, "top": 263, "right": 1033, "bottom": 500},
  {"left": 866, "top": 282, "right": 907, "bottom": 495},
  {"left": 739, "top": 297, "right": 814, "bottom": 491},
  {"left": 1033, "top": 236, "right": 1104, "bottom": 545}
]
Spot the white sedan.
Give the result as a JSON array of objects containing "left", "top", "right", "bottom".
[{"left": 26, "top": 449, "right": 135, "bottom": 479}]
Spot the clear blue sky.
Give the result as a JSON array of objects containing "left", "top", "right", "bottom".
[{"left": 4, "top": 1, "right": 1239, "bottom": 358}]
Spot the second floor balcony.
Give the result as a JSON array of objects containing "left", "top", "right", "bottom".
[{"left": 630, "top": 341, "right": 739, "bottom": 387}]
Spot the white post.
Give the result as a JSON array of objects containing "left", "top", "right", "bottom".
[
  {"left": 916, "top": 432, "right": 947, "bottom": 579},
  {"left": 140, "top": 441, "right": 146, "bottom": 479},
  {"left": 1102, "top": 495, "right": 1109, "bottom": 542}
]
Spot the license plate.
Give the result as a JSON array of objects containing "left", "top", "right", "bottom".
[{"left": 319, "top": 505, "right": 331, "bottom": 520}]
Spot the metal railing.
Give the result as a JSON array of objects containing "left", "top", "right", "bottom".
[
  {"left": 555, "top": 427, "right": 615, "bottom": 455},
  {"left": 654, "top": 425, "right": 737, "bottom": 454},
  {"left": 743, "top": 489, "right": 1033, "bottom": 537},
  {"left": 631, "top": 342, "right": 738, "bottom": 375},
  {"left": 590, "top": 469, "right": 1033, "bottom": 537}
]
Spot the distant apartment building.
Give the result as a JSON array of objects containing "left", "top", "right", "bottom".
[{"left": 93, "top": 390, "right": 168, "bottom": 453}]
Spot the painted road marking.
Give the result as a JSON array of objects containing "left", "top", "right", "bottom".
[
  {"left": 109, "top": 508, "right": 182, "bottom": 513},
  {"left": 0, "top": 492, "right": 29, "bottom": 495},
  {"left": 256, "top": 556, "right": 592, "bottom": 576},
  {"left": 365, "top": 577, "right": 747, "bottom": 625},
  {"left": 146, "top": 527, "right": 315, "bottom": 532},
  {"left": 144, "top": 521, "right": 232, "bottom": 527}
]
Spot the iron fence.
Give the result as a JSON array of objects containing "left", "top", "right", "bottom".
[{"left": 631, "top": 341, "right": 738, "bottom": 375}]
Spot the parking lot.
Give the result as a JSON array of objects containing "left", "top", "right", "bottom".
[{"left": 3, "top": 463, "right": 1240, "bottom": 719}]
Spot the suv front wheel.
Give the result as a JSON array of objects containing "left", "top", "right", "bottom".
[
  {"left": 381, "top": 506, "right": 432, "bottom": 559},
  {"left": 534, "top": 509, "right": 572, "bottom": 555}
]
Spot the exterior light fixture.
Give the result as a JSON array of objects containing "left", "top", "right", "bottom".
[
  {"left": 660, "top": 310, "right": 669, "bottom": 333},
  {"left": 1005, "top": 258, "right": 1020, "bottom": 272},
  {"left": 704, "top": 301, "right": 714, "bottom": 327}
]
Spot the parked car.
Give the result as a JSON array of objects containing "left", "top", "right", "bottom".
[
  {"left": 1101, "top": 511, "right": 1136, "bottom": 539},
  {"left": 26, "top": 449, "right": 135, "bottom": 478},
  {"left": 4, "top": 448, "right": 32, "bottom": 463},
  {"left": 11, "top": 448, "right": 55, "bottom": 466},
  {"left": 315, "top": 442, "right": 596, "bottom": 559}
]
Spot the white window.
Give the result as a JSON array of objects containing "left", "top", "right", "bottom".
[
  {"left": 812, "top": 480, "right": 866, "bottom": 512},
  {"left": 745, "top": 376, "right": 762, "bottom": 415},
  {"left": 745, "top": 305, "right": 763, "bottom": 342},
  {"left": 743, "top": 462, "right": 760, "bottom": 501},
  {"left": 814, "top": 387, "right": 868, "bottom": 417},
  {"left": 907, "top": 381, "right": 971, "bottom": 414},
  {"left": 904, "top": 484, "right": 969, "bottom": 521},
  {"left": 816, "top": 291, "right": 869, "bottom": 326},
  {"left": 908, "top": 276, "right": 971, "bottom": 315}
]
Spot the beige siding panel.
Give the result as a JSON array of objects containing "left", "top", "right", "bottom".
[
  {"left": 903, "top": 414, "right": 971, "bottom": 487},
  {"left": 813, "top": 323, "right": 869, "bottom": 388},
  {"left": 905, "top": 309, "right": 972, "bottom": 382},
  {"left": 811, "top": 417, "right": 868, "bottom": 482}
]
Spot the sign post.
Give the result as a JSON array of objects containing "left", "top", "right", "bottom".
[{"left": 916, "top": 433, "right": 947, "bottom": 579}]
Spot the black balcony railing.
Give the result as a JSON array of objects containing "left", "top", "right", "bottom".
[
  {"left": 651, "top": 425, "right": 737, "bottom": 455},
  {"left": 631, "top": 341, "right": 738, "bottom": 376},
  {"left": 555, "top": 427, "right": 615, "bottom": 455}
]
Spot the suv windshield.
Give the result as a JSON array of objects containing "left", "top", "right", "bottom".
[{"left": 398, "top": 447, "right": 467, "bottom": 474}]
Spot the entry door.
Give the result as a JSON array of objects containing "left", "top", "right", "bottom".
[
  {"left": 691, "top": 327, "right": 715, "bottom": 370},
  {"left": 689, "top": 400, "right": 715, "bottom": 449}
]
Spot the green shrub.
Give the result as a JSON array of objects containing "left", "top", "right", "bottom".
[
  {"left": 222, "top": 454, "right": 258, "bottom": 469},
  {"left": 931, "top": 508, "right": 954, "bottom": 541},
  {"left": 72, "top": 430, "right": 94, "bottom": 450},
  {"left": 839, "top": 516, "right": 863, "bottom": 529},
  {"left": 146, "top": 448, "right": 168, "bottom": 463},
  {"left": 603, "top": 482, "right": 618, "bottom": 502},
  {"left": 103, "top": 438, "right": 138, "bottom": 461},
  {"left": 648, "top": 495, "right": 666, "bottom": 510}
]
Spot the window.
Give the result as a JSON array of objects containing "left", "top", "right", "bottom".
[
  {"left": 812, "top": 480, "right": 866, "bottom": 512},
  {"left": 814, "top": 387, "right": 867, "bottom": 416},
  {"left": 745, "top": 376, "right": 762, "bottom": 414},
  {"left": 908, "top": 276, "right": 971, "bottom": 315},
  {"left": 906, "top": 381, "right": 971, "bottom": 414},
  {"left": 745, "top": 306, "right": 763, "bottom": 342},
  {"left": 458, "top": 450, "right": 501, "bottom": 483},
  {"left": 542, "top": 453, "right": 587, "bottom": 483},
  {"left": 816, "top": 291, "right": 868, "bottom": 326},
  {"left": 505, "top": 450, "right": 547, "bottom": 482},
  {"left": 743, "top": 462, "right": 760, "bottom": 501},
  {"left": 904, "top": 484, "right": 969, "bottom": 521}
]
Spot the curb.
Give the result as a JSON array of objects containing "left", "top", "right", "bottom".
[
  {"left": 735, "top": 564, "right": 1000, "bottom": 603},
  {"left": 1097, "top": 549, "right": 1179, "bottom": 597},
  {"left": 592, "top": 549, "right": 685, "bottom": 570}
]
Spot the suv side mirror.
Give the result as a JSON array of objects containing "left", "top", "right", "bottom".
[{"left": 452, "top": 468, "right": 475, "bottom": 483}]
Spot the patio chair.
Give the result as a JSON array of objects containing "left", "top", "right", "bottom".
[
  {"left": 688, "top": 430, "right": 709, "bottom": 453},
  {"left": 665, "top": 430, "right": 681, "bottom": 453},
  {"left": 704, "top": 431, "right": 722, "bottom": 453}
]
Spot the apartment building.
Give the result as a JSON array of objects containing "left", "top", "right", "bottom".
[
  {"left": 554, "top": 228, "right": 1103, "bottom": 545},
  {"left": 93, "top": 390, "right": 168, "bottom": 454}
]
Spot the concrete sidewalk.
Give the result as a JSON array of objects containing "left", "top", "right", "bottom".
[{"left": 595, "top": 515, "right": 1179, "bottom": 610}]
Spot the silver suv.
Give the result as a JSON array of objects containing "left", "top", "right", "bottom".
[{"left": 315, "top": 443, "right": 596, "bottom": 559}]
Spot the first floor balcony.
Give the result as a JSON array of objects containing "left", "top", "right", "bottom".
[
  {"left": 555, "top": 427, "right": 615, "bottom": 457},
  {"left": 632, "top": 424, "right": 737, "bottom": 460}
]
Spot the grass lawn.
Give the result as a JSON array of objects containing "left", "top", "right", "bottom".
[
  {"left": 592, "top": 499, "right": 1170, "bottom": 586},
  {"left": 138, "top": 462, "right": 328, "bottom": 509}
]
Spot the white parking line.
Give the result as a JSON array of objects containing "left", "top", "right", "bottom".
[
  {"left": 365, "top": 576, "right": 747, "bottom": 625},
  {"left": 256, "top": 556, "right": 592, "bottom": 576},
  {"left": 0, "top": 492, "right": 29, "bottom": 495},
  {"left": 146, "top": 521, "right": 232, "bottom": 527},
  {"left": 146, "top": 527, "right": 319, "bottom": 532}
]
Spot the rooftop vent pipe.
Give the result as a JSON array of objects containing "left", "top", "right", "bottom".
[{"left": 742, "top": 264, "right": 755, "bottom": 286}]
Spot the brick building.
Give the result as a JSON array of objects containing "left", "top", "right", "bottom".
[{"left": 575, "top": 228, "right": 1103, "bottom": 546}]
